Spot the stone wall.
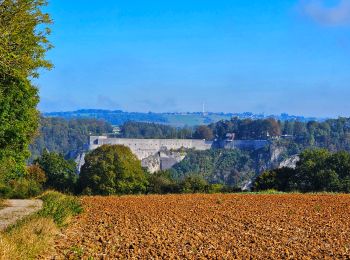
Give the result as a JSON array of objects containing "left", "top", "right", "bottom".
[
  {"left": 219, "top": 140, "right": 269, "bottom": 150},
  {"left": 89, "top": 136, "right": 213, "bottom": 160},
  {"left": 87, "top": 136, "right": 270, "bottom": 173}
]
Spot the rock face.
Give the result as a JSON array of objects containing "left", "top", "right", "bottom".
[
  {"left": 279, "top": 155, "right": 299, "bottom": 169},
  {"left": 141, "top": 148, "right": 186, "bottom": 173}
]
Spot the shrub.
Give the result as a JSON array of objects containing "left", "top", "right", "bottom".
[
  {"left": 8, "top": 178, "right": 42, "bottom": 199},
  {"left": 208, "top": 184, "right": 225, "bottom": 194},
  {"left": 38, "top": 191, "right": 82, "bottom": 227},
  {"left": 146, "top": 171, "right": 180, "bottom": 194},
  {"left": 26, "top": 164, "right": 47, "bottom": 184},
  {"left": 180, "top": 175, "right": 209, "bottom": 193},
  {"left": 35, "top": 150, "right": 78, "bottom": 193}
]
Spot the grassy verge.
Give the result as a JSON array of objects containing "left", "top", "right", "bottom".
[
  {"left": 0, "top": 191, "right": 82, "bottom": 260},
  {"left": 0, "top": 199, "right": 5, "bottom": 210}
]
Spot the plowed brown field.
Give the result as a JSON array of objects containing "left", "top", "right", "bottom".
[{"left": 50, "top": 194, "right": 350, "bottom": 259}]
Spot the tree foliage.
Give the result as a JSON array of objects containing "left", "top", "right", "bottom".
[
  {"left": 120, "top": 121, "right": 193, "bottom": 139},
  {"left": 0, "top": 0, "right": 52, "bottom": 78},
  {"left": 30, "top": 117, "right": 113, "bottom": 160},
  {"left": 171, "top": 149, "right": 254, "bottom": 187},
  {"left": 0, "top": 0, "right": 52, "bottom": 190},
  {"left": 0, "top": 76, "right": 39, "bottom": 178},
  {"left": 79, "top": 145, "right": 148, "bottom": 195},
  {"left": 253, "top": 148, "right": 350, "bottom": 193},
  {"left": 35, "top": 150, "right": 78, "bottom": 193},
  {"left": 193, "top": 125, "right": 214, "bottom": 140}
]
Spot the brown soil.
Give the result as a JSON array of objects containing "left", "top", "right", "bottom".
[{"left": 51, "top": 194, "right": 350, "bottom": 259}]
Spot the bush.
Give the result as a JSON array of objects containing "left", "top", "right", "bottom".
[
  {"left": 180, "top": 175, "right": 209, "bottom": 193},
  {"left": 8, "top": 178, "right": 42, "bottom": 199},
  {"left": 26, "top": 165, "right": 47, "bottom": 184},
  {"left": 0, "top": 182, "right": 12, "bottom": 198},
  {"left": 35, "top": 151, "right": 78, "bottom": 193},
  {"left": 146, "top": 171, "right": 180, "bottom": 194},
  {"left": 208, "top": 184, "right": 225, "bottom": 194},
  {"left": 38, "top": 191, "right": 82, "bottom": 227}
]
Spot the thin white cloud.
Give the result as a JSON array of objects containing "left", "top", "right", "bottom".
[{"left": 300, "top": 0, "right": 350, "bottom": 26}]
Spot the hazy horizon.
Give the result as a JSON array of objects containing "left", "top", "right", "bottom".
[
  {"left": 37, "top": 0, "right": 350, "bottom": 118},
  {"left": 42, "top": 108, "right": 328, "bottom": 119}
]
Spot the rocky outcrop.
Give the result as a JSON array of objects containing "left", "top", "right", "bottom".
[
  {"left": 279, "top": 155, "right": 299, "bottom": 169},
  {"left": 141, "top": 155, "right": 161, "bottom": 173},
  {"left": 141, "top": 148, "right": 186, "bottom": 173}
]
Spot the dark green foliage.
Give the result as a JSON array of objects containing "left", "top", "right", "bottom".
[
  {"left": 0, "top": 76, "right": 39, "bottom": 180},
  {"left": 171, "top": 149, "right": 254, "bottom": 187},
  {"left": 253, "top": 167, "right": 296, "bottom": 192},
  {"left": 38, "top": 191, "right": 82, "bottom": 227},
  {"left": 253, "top": 148, "right": 350, "bottom": 193},
  {"left": 146, "top": 171, "right": 180, "bottom": 194},
  {"left": 211, "top": 117, "right": 281, "bottom": 140},
  {"left": 79, "top": 145, "right": 148, "bottom": 195},
  {"left": 193, "top": 125, "right": 214, "bottom": 140},
  {"left": 210, "top": 117, "right": 350, "bottom": 154},
  {"left": 120, "top": 121, "right": 193, "bottom": 139},
  {"left": 180, "top": 175, "right": 209, "bottom": 193},
  {"left": 35, "top": 150, "right": 78, "bottom": 193},
  {"left": 146, "top": 171, "right": 237, "bottom": 194},
  {"left": 30, "top": 117, "right": 113, "bottom": 161},
  {"left": 6, "top": 178, "right": 42, "bottom": 199},
  {"left": 0, "top": 0, "right": 52, "bottom": 197},
  {"left": 0, "top": 165, "right": 46, "bottom": 198}
]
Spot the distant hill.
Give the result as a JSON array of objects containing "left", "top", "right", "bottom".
[{"left": 43, "top": 109, "right": 324, "bottom": 127}]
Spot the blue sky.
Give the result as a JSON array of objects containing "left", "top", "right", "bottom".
[{"left": 37, "top": 0, "right": 350, "bottom": 117}]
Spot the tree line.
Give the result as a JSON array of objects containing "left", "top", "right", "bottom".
[
  {"left": 2, "top": 145, "right": 240, "bottom": 198},
  {"left": 253, "top": 148, "right": 350, "bottom": 193},
  {"left": 30, "top": 117, "right": 112, "bottom": 160}
]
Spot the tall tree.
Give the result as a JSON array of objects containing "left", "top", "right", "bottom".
[
  {"left": 0, "top": 0, "right": 52, "bottom": 182},
  {"left": 79, "top": 145, "right": 148, "bottom": 195},
  {"left": 0, "top": 0, "right": 52, "bottom": 78}
]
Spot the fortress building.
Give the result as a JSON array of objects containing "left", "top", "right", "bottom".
[
  {"left": 87, "top": 136, "right": 269, "bottom": 173},
  {"left": 89, "top": 136, "right": 213, "bottom": 160}
]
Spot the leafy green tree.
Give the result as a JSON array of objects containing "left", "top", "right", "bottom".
[
  {"left": 253, "top": 148, "right": 350, "bottom": 193},
  {"left": 79, "top": 145, "right": 148, "bottom": 195},
  {"left": 0, "top": 0, "right": 52, "bottom": 78},
  {"left": 146, "top": 171, "right": 180, "bottom": 194},
  {"left": 0, "top": 0, "right": 52, "bottom": 189},
  {"left": 120, "top": 121, "right": 193, "bottom": 139},
  {"left": 171, "top": 149, "right": 253, "bottom": 187},
  {"left": 253, "top": 170, "right": 278, "bottom": 191},
  {"left": 180, "top": 175, "right": 209, "bottom": 193},
  {"left": 0, "top": 76, "right": 40, "bottom": 178},
  {"left": 35, "top": 150, "right": 78, "bottom": 193},
  {"left": 194, "top": 125, "right": 214, "bottom": 140},
  {"left": 315, "top": 169, "right": 340, "bottom": 192},
  {"left": 325, "top": 151, "right": 350, "bottom": 179},
  {"left": 294, "top": 149, "right": 331, "bottom": 192},
  {"left": 30, "top": 117, "right": 113, "bottom": 160}
]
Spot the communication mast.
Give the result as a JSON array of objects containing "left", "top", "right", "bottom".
[{"left": 202, "top": 102, "right": 207, "bottom": 116}]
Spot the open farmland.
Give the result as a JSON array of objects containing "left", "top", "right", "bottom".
[{"left": 50, "top": 194, "right": 350, "bottom": 259}]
